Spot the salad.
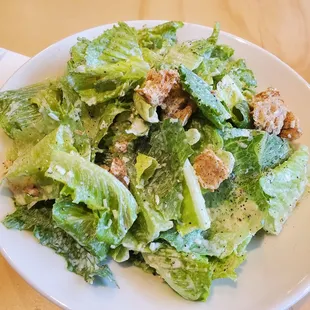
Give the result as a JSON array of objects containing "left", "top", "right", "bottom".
[{"left": 0, "top": 21, "right": 308, "bottom": 302}]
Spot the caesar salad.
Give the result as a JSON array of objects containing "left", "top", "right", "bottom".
[{"left": 0, "top": 21, "right": 308, "bottom": 302}]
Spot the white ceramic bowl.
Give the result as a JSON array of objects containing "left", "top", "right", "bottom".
[{"left": 0, "top": 21, "right": 309, "bottom": 310}]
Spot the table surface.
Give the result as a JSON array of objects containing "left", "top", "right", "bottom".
[{"left": 0, "top": 0, "right": 309, "bottom": 309}]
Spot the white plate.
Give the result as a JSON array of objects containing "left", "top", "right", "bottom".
[{"left": 0, "top": 21, "right": 309, "bottom": 310}]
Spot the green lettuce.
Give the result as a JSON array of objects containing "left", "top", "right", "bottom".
[
  {"left": 223, "top": 129, "right": 292, "bottom": 175},
  {"left": 162, "top": 178, "right": 264, "bottom": 259},
  {"left": 216, "top": 74, "right": 245, "bottom": 109},
  {"left": 46, "top": 150, "right": 138, "bottom": 245},
  {"left": 67, "top": 22, "right": 149, "bottom": 105},
  {"left": 260, "top": 146, "right": 309, "bottom": 234},
  {"left": 194, "top": 58, "right": 227, "bottom": 85},
  {"left": 123, "top": 120, "right": 193, "bottom": 250},
  {"left": 143, "top": 246, "right": 213, "bottom": 301},
  {"left": 52, "top": 199, "right": 109, "bottom": 260},
  {"left": 188, "top": 118, "right": 223, "bottom": 157},
  {"left": 133, "top": 92, "right": 159, "bottom": 123},
  {"left": 179, "top": 65, "right": 231, "bottom": 128},
  {"left": 110, "top": 245, "right": 130, "bottom": 263},
  {"left": 135, "top": 153, "right": 159, "bottom": 184},
  {"left": 144, "top": 120, "right": 193, "bottom": 220},
  {"left": 163, "top": 43, "right": 204, "bottom": 70},
  {"left": 142, "top": 244, "right": 244, "bottom": 301},
  {"left": 5, "top": 126, "right": 76, "bottom": 206},
  {"left": 138, "top": 21, "right": 184, "bottom": 49},
  {"left": 82, "top": 100, "right": 129, "bottom": 149},
  {"left": 3, "top": 204, "right": 115, "bottom": 284},
  {"left": 211, "top": 44, "right": 234, "bottom": 60},
  {"left": 177, "top": 159, "right": 211, "bottom": 235},
  {"left": 161, "top": 22, "right": 220, "bottom": 70},
  {"left": 0, "top": 82, "right": 57, "bottom": 141}
]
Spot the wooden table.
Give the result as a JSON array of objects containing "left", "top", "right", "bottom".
[{"left": 0, "top": 0, "right": 309, "bottom": 309}]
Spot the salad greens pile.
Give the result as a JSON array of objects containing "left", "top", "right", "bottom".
[{"left": 0, "top": 21, "right": 308, "bottom": 301}]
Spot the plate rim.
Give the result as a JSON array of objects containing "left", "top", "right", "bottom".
[{"left": 0, "top": 20, "right": 309, "bottom": 310}]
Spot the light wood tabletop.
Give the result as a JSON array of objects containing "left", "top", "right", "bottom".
[{"left": 0, "top": 0, "right": 309, "bottom": 309}]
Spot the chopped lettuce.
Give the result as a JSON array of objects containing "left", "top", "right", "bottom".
[
  {"left": 177, "top": 159, "right": 211, "bottom": 235},
  {"left": 211, "top": 44, "right": 234, "bottom": 60},
  {"left": 123, "top": 120, "right": 193, "bottom": 249},
  {"left": 0, "top": 82, "right": 57, "bottom": 141},
  {"left": 142, "top": 244, "right": 244, "bottom": 301},
  {"left": 2, "top": 204, "right": 115, "bottom": 284},
  {"left": 223, "top": 129, "right": 292, "bottom": 175},
  {"left": 110, "top": 245, "right": 130, "bottom": 263},
  {"left": 82, "top": 100, "right": 129, "bottom": 149},
  {"left": 161, "top": 22, "right": 220, "bottom": 71},
  {"left": 211, "top": 253, "right": 245, "bottom": 280},
  {"left": 204, "top": 182, "right": 264, "bottom": 258},
  {"left": 216, "top": 74, "right": 245, "bottom": 109},
  {"left": 188, "top": 118, "right": 223, "bottom": 156},
  {"left": 53, "top": 199, "right": 109, "bottom": 260},
  {"left": 135, "top": 153, "right": 159, "bottom": 184},
  {"left": 46, "top": 151, "right": 138, "bottom": 245},
  {"left": 143, "top": 246, "right": 213, "bottom": 301},
  {"left": 260, "top": 146, "right": 309, "bottom": 234},
  {"left": 145, "top": 120, "right": 193, "bottom": 220},
  {"left": 163, "top": 43, "right": 204, "bottom": 70},
  {"left": 133, "top": 92, "right": 159, "bottom": 123},
  {"left": 179, "top": 65, "right": 231, "bottom": 128},
  {"left": 138, "top": 21, "right": 184, "bottom": 49},
  {"left": 230, "top": 100, "right": 252, "bottom": 129},
  {"left": 0, "top": 20, "right": 308, "bottom": 302},
  {"left": 67, "top": 22, "right": 149, "bottom": 105},
  {"left": 5, "top": 126, "right": 76, "bottom": 206}
]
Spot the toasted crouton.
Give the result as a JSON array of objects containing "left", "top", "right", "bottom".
[
  {"left": 193, "top": 149, "right": 230, "bottom": 191},
  {"left": 136, "top": 69, "right": 179, "bottom": 107},
  {"left": 252, "top": 87, "right": 287, "bottom": 135},
  {"left": 280, "top": 111, "right": 302, "bottom": 140},
  {"left": 110, "top": 157, "right": 129, "bottom": 186}
]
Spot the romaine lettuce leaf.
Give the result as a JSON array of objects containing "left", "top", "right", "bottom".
[
  {"left": 211, "top": 253, "right": 245, "bottom": 280},
  {"left": 211, "top": 44, "right": 234, "bottom": 60},
  {"left": 3, "top": 204, "right": 115, "bottom": 284},
  {"left": 110, "top": 245, "right": 130, "bottom": 263},
  {"left": 177, "top": 159, "right": 211, "bottom": 235},
  {"left": 163, "top": 43, "right": 204, "bottom": 70},
  {"left": 67, "top": 22, "right": 149, "bottom": 105},
  {"left": 145, "top": 120, "right": 193, "bottom": 220},
  {"left": 133, "top": 92, "right": 159, "bottom": 123},
  {"left": 5, "top": 125, "right": 76, "bottom": 206},
  {"left": 188, "top": 118, "right": 223, "bottom": 157},
  {"left": 260, "top": 145, "right": 309, "bottom": 234},
  {"left": 216, "top": 74, "right": 245, "bottom": 109},
  {"left": 138, "top": 21, "right": 184, "bottom": 49},
  {"left": 143, "top": 244, "right": 244, "bottom": 301},
  {"left": 122, "top": 202, "right": 173, "bottom": 252},
  {"left": 135, "top": 153, "right": 159, "bottom": 184},
  {"left": 122, "top": 120, "right": 193, "bottom": 249},
  {"left": 204, "top": 182, "right": 264, "bottom": 258},
  {"left": 0, "top": 82, "right": 57, "bottom": 141},
  {"left": 223, "top": 129, "right": 292, "bottom": 175},
  {"left": 82, "top": 100, "right": 129, "bottom": 149},
  {"left": 52, "top": 199, "right": 109, "bottom": 260},
  {"left": 161, "top": 22, "right": 220, "bottom": 71},
  {"left": 46, "top": 150, "right": 138, "bottom": 245},
  {"left": 194, "top": 58, "right": 227, "bottom": 85},
  {"left": 143, "top": 246, "right": 213, "bottom": 301},
  {"left": 162, "top": 178, "right": 264, "bottom": 259},
  {"left": 214, "top": 59, "right": 257, "bottom": 93},
  {"left": 179, "top": 65, "right": 231, "bottom": 128},
  {"left": 230, "top": 100, "right": 252, "bottom": 129}
]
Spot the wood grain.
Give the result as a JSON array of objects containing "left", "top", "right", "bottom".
[{"left": 0, "top": 0, "right": 309, "bottom": 309}]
